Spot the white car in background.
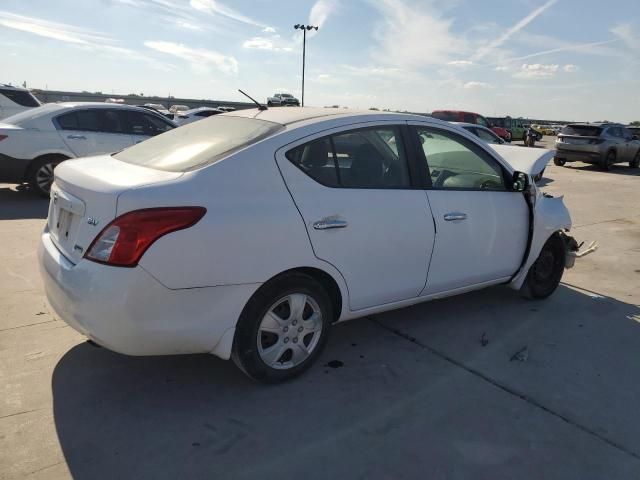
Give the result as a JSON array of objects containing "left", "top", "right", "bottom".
[
  {"left": 0, "top": 102, "right": 176, "bottom": 196},
  {"left": 174, "top": 107, "right": 223, "bottom": 126},
  {"left": 39, "top": 108, "right": 595, "bottom": 383},
  {"left": 0, "top": 84, "right": 41, "bottom": 120}
]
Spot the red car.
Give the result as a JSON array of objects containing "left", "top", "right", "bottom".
[{"left": 431, "top": 110, "right": 511, "bottom": 142}]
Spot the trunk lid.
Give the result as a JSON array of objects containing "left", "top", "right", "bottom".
[
  {"left": 48, "top": 155, "right": 183, "bottom": 264},
  {"left": 489, "top": 144, "right": 554, "bottom": 176}
]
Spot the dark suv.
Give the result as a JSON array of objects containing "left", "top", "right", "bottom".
[{"left": 554, "top": 123, "right": 640, "bottom": 170}]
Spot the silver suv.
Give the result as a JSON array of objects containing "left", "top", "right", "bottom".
[{"left": 554, "top": 123, "right": 640, "bottom": 170}]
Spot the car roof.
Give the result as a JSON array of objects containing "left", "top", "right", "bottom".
[{"left": 226, "top": 107, "right": 431, "bottom": 127}]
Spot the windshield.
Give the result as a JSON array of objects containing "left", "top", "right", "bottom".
[
  {"left": 561, "top": 125, "right": 603, "bottom": 136},
  {"left": 114, "top": 115, "right": 283, "bottom": 172},
  {"left": 280, "top": 94, "right": 293, "bottom": 98}
]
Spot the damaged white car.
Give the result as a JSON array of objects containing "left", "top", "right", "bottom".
[{"left": 39, "top": 108, "right": 596, "bottom": 383}]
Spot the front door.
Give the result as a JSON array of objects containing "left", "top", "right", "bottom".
[
  {"left": 276, "top": 124, "right": 435, "bottom": 311},
  {"left": 410, "top": 124, "right": 529, "bottom": 295}
]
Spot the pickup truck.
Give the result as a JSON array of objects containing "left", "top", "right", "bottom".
[{"left": 267, "top": 93, "right": 300, "bottom": 107}]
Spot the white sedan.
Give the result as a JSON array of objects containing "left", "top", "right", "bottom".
[
  {"left": 0, "top": 102, "right": 176, "bottom": 196},
  {"left": 39, "top": 108, "right": 594, "bottom": 382},
  {"left": 174, "top": 107, "right": 223, "bottom": 126}
]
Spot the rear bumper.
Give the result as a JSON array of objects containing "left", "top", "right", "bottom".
[
  {"left": 0, "top": 153, "right": 30, "bottom": 183},
  {"left": 554, "top": 147, "right": 603, "bottom": 163},
  {"left": 38, "top": 230, "right": 260, "bottom": 359}
]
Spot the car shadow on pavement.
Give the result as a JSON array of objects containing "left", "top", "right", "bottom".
[
  {"left": 51, "top": 284, "right": 640, "bottom": 479},
  {"left": 564, "top": 164, "right": 640, "bottom": 176},
  {"left": 0, "top": 185, "right": 48, "bottom": 220}
]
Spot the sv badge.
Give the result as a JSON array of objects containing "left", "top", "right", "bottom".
[{"left": 87, "top": 217, "right": 99, "bottom": 226}]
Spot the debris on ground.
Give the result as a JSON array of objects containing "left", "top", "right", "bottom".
[
  {"left": 325, "top": 360, "right": 344, "bottom": 369},
  {"left": 510, "top": 346, "right": 529, "bottom": 362}
]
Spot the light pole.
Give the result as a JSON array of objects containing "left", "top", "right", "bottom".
[{"left": 294, "top": 24, "right": 318, "bottom": 107}]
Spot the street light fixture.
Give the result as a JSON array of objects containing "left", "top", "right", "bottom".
[{"left": 294, "top": 24, "right": 318, "bottom": 107}]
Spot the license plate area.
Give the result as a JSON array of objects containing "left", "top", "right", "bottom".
[{"left": 55, "top": 207, "right": 73, "bottom": 240}]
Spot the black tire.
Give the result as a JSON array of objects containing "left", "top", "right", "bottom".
[
  {"left": 27, "top": 155, "right": 67, "bottom": 198},
  {"left": 232, "top": 273, "right": 334, "bottom": 383},
  {"left": 554, "top": 157, "right": 566, "bottom": 166},
  {"left": 630, "top": 150, "right": 640, "bottom": 168},
  {"left": 520, "top": 234, "right": 566, "bottom": 300},
  {"left": 601, "top": 150, "right": 615, "bottom": 171},
  {"left": 267, "top": 101, "right": 273, "bottom": 107}
]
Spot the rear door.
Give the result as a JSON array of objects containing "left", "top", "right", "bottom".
[
  {"left": 57, "top": 108, "right": 133, "bottom": 157},
  {"left": 410, "top": 123, "right": 529, "bottom": 294},
  {"left": 276, "top": 123, "right": 435, "bottom": 311}
]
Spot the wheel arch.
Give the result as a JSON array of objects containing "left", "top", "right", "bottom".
[
  {"left": 265, "top": 267, "right": 344, "bottom": 323},
  {"left": 25, "top": 152, "right": 71, "bottom": 180}
]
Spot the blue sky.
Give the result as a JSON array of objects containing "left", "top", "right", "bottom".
[{"left": 1, "top": 0, "right": 639, "bottom": 122}]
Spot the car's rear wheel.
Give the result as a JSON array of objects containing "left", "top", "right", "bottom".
[
  {"left": 554, "top": 158, "right": 566, "bottom": 166},
  {"left": 27, "top": 155, "right": 67, "bottom": 197},
  {"left": 601, "top": 150, "right": 615, "bottom": 171},
  {"left": 520, "top": 234, "right": 566, "bottom": 300},
  {"left": 232, "top": 273, "right": 333, "bottom": 383},
  {"left": 630, "top": 150, "right": 640, "bottom": 168}
]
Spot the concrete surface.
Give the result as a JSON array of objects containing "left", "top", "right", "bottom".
[{"left": 1, "top": 139, "right": 639, "bottom": 479}]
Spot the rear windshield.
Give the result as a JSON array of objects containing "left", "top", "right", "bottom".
[
  {"left": 113, "top": 115, "right": 283, "bottom": 172},
  {"left": 561, "top": 125, "right": 602, "bottom": 136}
]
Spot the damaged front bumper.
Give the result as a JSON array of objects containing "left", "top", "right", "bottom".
[{"left": 561, "top": 232, "right": 599, "bottom": 268}]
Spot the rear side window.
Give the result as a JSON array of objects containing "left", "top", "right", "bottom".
[
  {"left": 286, "top": 127, "right": 411, "bottom": 189},
  {"left": 0, "top": 88, "right": 40, "bottom": 107},
  {"left": 561, "top": 125, "right": 602, "bottom": 136},
  {"left": 56, "top": 109, "right": 127, "bottom": 133},
  {"left": 463, "top": 113, "right": 476, "bottom": 124},
  {"left": 114, "top": 115, "right": 283, "bottom": 172}
]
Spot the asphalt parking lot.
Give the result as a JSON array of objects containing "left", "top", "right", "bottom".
[{"left": 1, "top": 137, "right": 639, "bottom": 479}]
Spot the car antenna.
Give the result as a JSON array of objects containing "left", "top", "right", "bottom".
[{"left": 238, "top": 89, "right": 267, "bottom": 111}]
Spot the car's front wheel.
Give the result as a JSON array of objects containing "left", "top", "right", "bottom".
[
  {"left": 520, "top": 234, "right": 566, "bottom": 299},
  {"left": 630, "top": 150, "right": 640, "bottom": 168},
  {"left": 554, "top": 157, "right": 566, "bottom": 166},
  {"left": 232, "top": 273, "right": 333, "bottom": 382}
]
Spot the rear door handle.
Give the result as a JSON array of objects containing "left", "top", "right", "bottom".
[
  {"left": 313, "top": 219, "right": 348, "bottom": 230},
  {"left": 67, "top": 134, "right": 86, "bottom": 140},
  {"left": 444, "top": 212, "right": 467, "bottom": 221}
]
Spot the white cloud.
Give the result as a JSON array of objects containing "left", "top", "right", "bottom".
[
  {"left": 0, "top": 10, "right": 111, "bottom": 45},
  {"left": 563, "top": 64, "right": 577, "bottom": 73},
  {"left": 471, "top": 0, "right": 558, "bottom": 61},
  {"left": 340, "top": 64, "right": 403, "bottom": 77},
  {"left": 514, "top": 63, "right": 559, "bottom": 79},
  {"left": 174, "top": 19, "right": 202, "bottom": 31},
  {"left": 494, "top": 65, "right": 510, "bottom": 71},
  {"left": 144, "top": 40, "right": 238, "bottom": 74},
  {"left": 309, "top": 0, "right": 337, "bottom": 32},
  {"left": 371, "top": 0, "right": 467, "bottom": 68},
  {"left": 189, "top": 0, "right": 265, "bottom": 28},
  {"left": 611, "top": 23, "right": 638, "bottom": 51},
  {"left": 242, "top": 36, "right": 293, "bottom": 52},
  {"left": 262, "top": 26, "right": 276, "bottom": 33},
  {"left": 447, "top": 60, "right": 474, "bottom": 67},
  {"left": 463, "top": 81, "right": 491, "bottom": 89}
]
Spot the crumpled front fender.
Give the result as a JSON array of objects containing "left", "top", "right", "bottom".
[{"left": 510, "top": 194, "right": 572, "bottom": 290}]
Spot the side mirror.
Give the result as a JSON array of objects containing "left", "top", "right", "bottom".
[{"left": 512, "top": 171, "right": 529, "bottom": 192}]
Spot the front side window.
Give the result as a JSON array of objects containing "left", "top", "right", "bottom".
[
  {"left": 475, "top": 127, "right": 502, "bottom": 144},
  {"left": 476, "top": 115, "right": 489, "bottom": 127},
  {"left": 56, "top": 109, "right": 126, "bottom": 133},
  {"left": 286, "top": 127, "right": 411, "bottom": 189},
  {"left": 417, "top": 128, "right": 505, "bottom": 191},
  {"left": 127, "top": 111, "right": 174, "bottom": 136}
]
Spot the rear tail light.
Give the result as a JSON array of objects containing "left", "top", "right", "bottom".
[
  {"left": 85, "top": 207, "right": 206, "bottom": 267},
  {"left": 0, "top": 135, "right": 7, "bottom": 142}
]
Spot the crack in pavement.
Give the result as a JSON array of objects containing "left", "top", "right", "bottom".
[
  {"left": 0, "top": 320, "right": 56, "bottom": 332},
  {"left": 369, "top": 317, "right": 640, "bottom": 462},
  {"left": 573, "top": 213, "right": 640, "bottom": 229}
]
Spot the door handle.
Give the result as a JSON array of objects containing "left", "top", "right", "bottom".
[
  {"left": 313, "top": 218, "right": 348, "bottom": 230},
  {"left": 444, "top": 212, "right": 467, "bottom": 221},
  {"left": 67, "top": 134, "right": 86, "bottom": 140}
]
